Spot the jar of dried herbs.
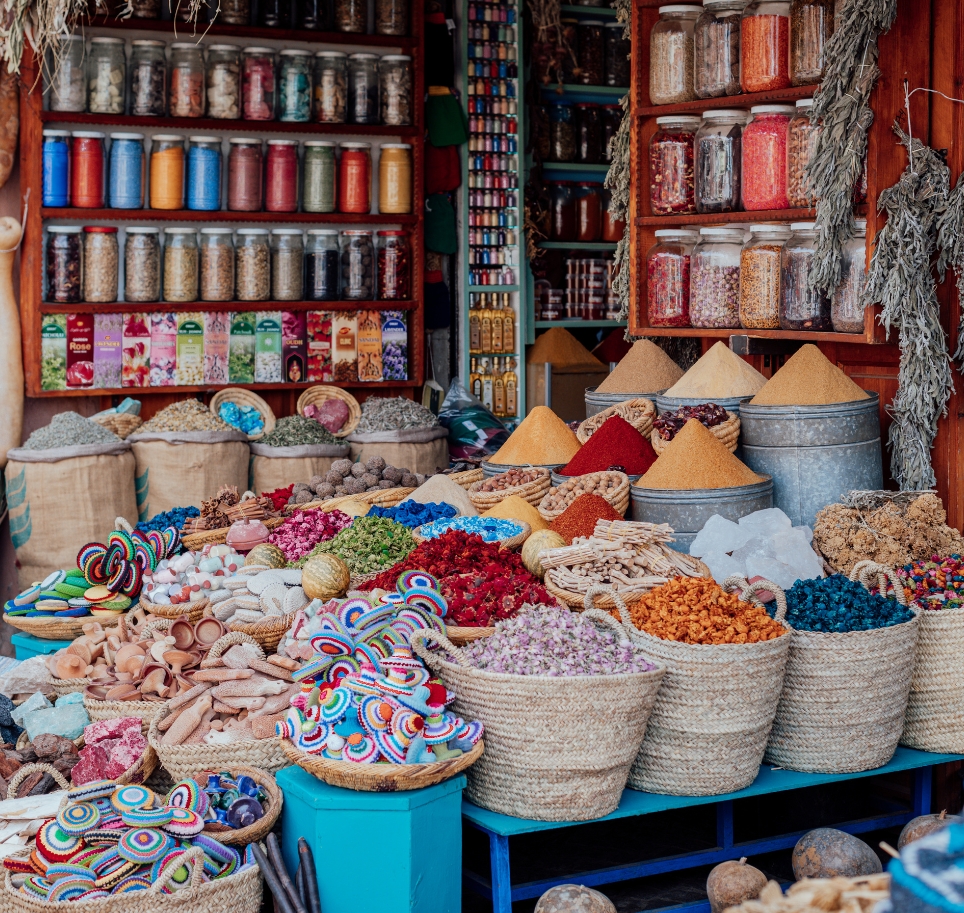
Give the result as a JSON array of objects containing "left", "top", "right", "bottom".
[
  {"left": 649, "top": 6, "right": 699, "bottom": 105},
  {"left": 271, "top": 229, "right": 305, "bottom": 301},
  {"left": 695, "top": 0, "right": 744, "bottom": 98},
  {"left": 83, "top": 226, "right": 118, "bottom": 303},
  {"left": 200, "top": 228, "right": 235, "bottom": 301},
  {"left": 314, "top": 52, "right": 348, "bottom": 123},
  {"left": 649, "top": 115, "right": 699, "bottom": 215},
  {"left": 236, "top": 228, "right": 271, "bottom": 301},
  {"left": 47, "top": 35, "right": 86, "bottom": 112},
  {"left": 306, "top": 229, "right": 340, "bottom": 300},
  {"left": 163, "top": 228, "right": 199, "bottom": 303},
  {"left": 341, "top": 230, "right": 374, "bottom": 300},
  {"left": 739, "top": 224, "right": 790, "bottom": 328},
  {"left": 376, "top": 0, "right": 408, "bottom": 35},
  {"left": 695, "top": 108, "right": 746, "bottom": 213},
  {"left": 87, "top": 37, "right": 126, "bottom": 115},
  {"left": 380, "top": 55, "right": 412, "bottom": 126},
  {"left": 303, "top": 141, "right": 337, "bottom": 213},
  {"left": 780, "top": 222, "right": 832, "bottom": 330},
  {"left": 646, "top": 229, "right": 698, "bottom": 327},
  {"left": 46, "top": 227, "right": 82, "bottom": 303},
  {"left": 124, "top": 228, "right": 161, "bottom": 303},
  {"left": 335, "top": 0, "right": 367, "bottom": 33},
  {"left": 831, "top": 219, "right": 867, "bottom": 334},
  {"left": 207, "top": 45, "right": 241, "bottom": 119},
  {"left": 787, "top": 98, "right": 820, "bottom": 208},
  {"left": 577, "top": 20, "right": 605, "bottom": 86},
  {"left": 129, "top": 40, "right": 166, "bottom": 117},
  {"left": 790, "top": 0, "right": 833, "bottom": 86},
  {"left": 549, "top": 102, "right": 576, "bottom": 163},
  {"left": 690, "top": 226, "right": 743, "bottom": 329}
]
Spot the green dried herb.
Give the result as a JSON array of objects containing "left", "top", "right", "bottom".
[
  {"left": 259, "top": 415, "right": 337, "bottom": 448},
  {"left": 295, "top": 516, "right": 416, "bottom": 576}
]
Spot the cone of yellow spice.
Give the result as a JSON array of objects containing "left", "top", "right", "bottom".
[
  {"left": 488, "top": 406, "right": 581, "bottom": 466},
  {"left": 481, "top": 496, "right": 549, "bottom": 531}
]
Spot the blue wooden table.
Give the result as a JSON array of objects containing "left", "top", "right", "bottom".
[{"left": 462, "top": 747, "right": 963, "bottom": 913}]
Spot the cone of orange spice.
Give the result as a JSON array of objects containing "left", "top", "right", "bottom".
[{"left": 622, "top": 577, "right": 786, "bottom": 645}]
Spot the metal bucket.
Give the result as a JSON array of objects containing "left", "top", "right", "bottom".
[
  {"left": 585, "top": 387, "right": 666, "bottom": 419},
  {"left": 655, "top": 394, "right": 754, "bottom": 416},
  {"left": 630, "top": 477, "right": 774, "bottom": 552},
  {"left": 738, "top": 394, "right": 882, "bottom": 528},
  {"left": 481, "top": 460, "right": 565, "bottom": 479},
  {"left": 551, "top": 470, "right": 642, "bottom": 486}
]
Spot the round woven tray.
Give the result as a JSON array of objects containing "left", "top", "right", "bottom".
[
  {"left": 3, "top": 612, "right": 104, "bottom": 640},
  {"left": 140, "top": 597, "right": 209, "bottom": 623},
  {"left": 92, "top": 412, "right": 143, "bottom": 438},
  {"left": 201, "top": 765, "right": 282, "bottom": 846},
  {"left": 538, "top": 471, "right": 631, "bottom": 522},
  {"left": 180, "top": 517, "right": 286, "bottom": 552},
  {"left": 651, "top": 411, "right": 741, "bottom": 456},
  {"left": 445, "top": 626, "right": 495, "bottom": 645},
  {"left": 296, "top": 386, "right": 361, "bottom": 438},
  {"left": 413, "top": 521, "right": 531, "bottom": 550},
  {"left": 577, "top": 397, "right": 656, "bottom": 445},
  {"left": 210, "top": 388, "right": 277, "bottom": 442},
  {"left": 228, "top": 609, "right": 298, "bottom": 652},
  {"left": 279, "top": 736, "right": 484, "bottom": 791},
  {"left": 468, "top": 468, "right": 552, "bottom": 511}
]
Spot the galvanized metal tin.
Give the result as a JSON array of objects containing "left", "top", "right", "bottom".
[
  {"left": 655, "top": 393, "right": 754, "bottom": 416},
  {"left": 585, "top": 387, "right": 666, "bottom": 418},
  {"left": 481, "top": 460, "right": 565, "bottom": 479}
]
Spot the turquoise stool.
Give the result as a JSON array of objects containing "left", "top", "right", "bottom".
[
  {"left": 11, "top": 633, "right": 73, "bottom": 660},
  {"left": 276, "top": 766, "right": 466, "bottom": 913}
]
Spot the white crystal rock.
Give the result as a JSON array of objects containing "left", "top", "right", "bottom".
[
  {"left": 748, "top": 557, "right": 800, "bottom": 592},
  {"left": 731, "top": 537, "right": 774, "bottom": 566},
  {"left": 702, "top": 550, "right": 745, "bottom": 585},
  {"left": 737, "top": 508, "right": 793, "bottom": 540},
  {"left": 690, "top": 514, "right": 754, "bottom": 557}
]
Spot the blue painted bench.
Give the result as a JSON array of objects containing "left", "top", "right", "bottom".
[{"left": 462, "top": 746, "right": 963, "bottom": 913}]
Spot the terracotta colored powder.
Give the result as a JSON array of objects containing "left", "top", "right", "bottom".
[
  {"left": 664, "top": 341, "right": 767, "bottom": 398},
  {"left": 635, "top": 419, "right": 765, "bottom": 490},
  {"left": 489, "top": 406, "right": 581, "bottom": 466},
  {"left": 559, "top": 415, "right": 658, "bottom": 477},
  {"left": 482, "top": 496, "right": 549, "bottom": 531},
  {"left": 597, "top": 340, "right": 685, "bottom": 394},
  {"left": 550, "top": 493, "right": 624, "bottom": 544},
  {"left": 528, "top": 327, "right": 605, "bottom": 371},
  {"left": 750, "top": 344, "right": 870, "bottom": 406}
]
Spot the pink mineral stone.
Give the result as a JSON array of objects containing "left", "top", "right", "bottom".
[
  {"left": 105, "top": 729, "right": 147, "bottom": 778},
  {"left": 316, "top": 399, "right": 349, "bottom": 433},
  {"left": 84, "top": 716, "right": 141, "bottom": 745},
  {"left": 71, "top": 742, "right": 117, "bottom": 785}
]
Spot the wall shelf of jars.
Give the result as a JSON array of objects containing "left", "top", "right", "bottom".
[{"left": 20, "top": 2, "right": 426, "bottom": 400}]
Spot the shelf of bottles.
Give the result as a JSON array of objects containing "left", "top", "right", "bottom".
[{"left": 460, "top": 0, "right": 526, "bottom": 421}]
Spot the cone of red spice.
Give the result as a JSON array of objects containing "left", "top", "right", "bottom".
[
  {"left": 559, "top": 415, "right": 658, "bottom": 477},
  {"left": 550, "top": 493, "right": 625, "bottom": 544}
]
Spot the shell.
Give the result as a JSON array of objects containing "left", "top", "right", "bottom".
[
  {"left": 247, "top": 571, "right": 285, "bottom": 596},
  {"left": 283, "top": 586, "right": 308, "bottom": 613},
  {"left": 521, "top": 530, "right": 567, "bottom": 578},
  {"left": 706, "top": 859, "right": 767, "bottom": 913},
  {"left": 898, "top": 811, "right": 963, "bottom": 849},
  {"left": 302, "top": 554, "right": 351, "bottom": 601},
  {"left": 258, "top": 583, "right": 286, "bottom": 615},
  {"left": 791, "top": 829, "right": 882, "bottom": 880},
  {"left": 245, "top": 544, "right": 286, "bottom": 569}
]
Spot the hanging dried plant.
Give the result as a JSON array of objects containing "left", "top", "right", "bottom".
[
  {"left": 527, "top": 0, "right": 577, "bottom": 86},
  {"left": 862, "top": 124, "right": 953, "bottom": 490},
  {"left": 935, "top": 169, "right": 964, "bottom": 364}
]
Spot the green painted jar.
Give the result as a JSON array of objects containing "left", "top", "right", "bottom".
[{"left": 302, "top": 141, "right": 337, "bottom": 213}]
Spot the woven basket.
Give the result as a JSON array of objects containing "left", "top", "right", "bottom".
[
  {"left": 140, "top": 597, "right": 209, "bottom": 623},
  {"left": 299, "top": 487, "right": 417, "bottom": 514},
  {"left": 93, "top": 412, "right": 143, "bottom": 438},
  {"left": 538, "top": 471, "right": 631, "bottom": 522},
  {"left": 210, "top": 388, "right": 276, "bottom": 442},
  {"left": 449, "top": 468, "right": 484, "bottom": 489},
  {"left": 651, "top": 412, "right": 740, "bottom": 456},
  {"left": 51, "top": 677, "right": 89, "bottom": 697},
  {"left": 227, "top": 610, "right": 298, "bottom": 653},
  {"left": 445, "top": 626, "right": 495, "bottom": 645},
  {"left": 413, "top": 521, "right": 531, "bottom": 550},
  {"left": 616, "top": 578, "right": 791, "bottom": 796},
  {"left": 280, "top": 735, "right": 484, "bottom": 792},
  {"left": 412, "top": 609, "right": 665, "bottom": 821},
  {"left": 296, "top": 386, "right": 361, "bottom": 438},
  {"left": 6, "top": 762, "right": 70, "bottom": 799},
  {"left": 468, "top": 468, "right": 552, "bottom": 511},
  {"left": 576, "top": 398, "right": 656, "bottom": 445},
  {"left": 202, "top": 765, "right": 282, "bottom": 845},
  {"left": 766, "top": 563, "right": 919, "bottom": 774},
  {"left": 180, "top": 517, "right": 285, "bottom": 552},
  {"left": 83, "top": 694, "right": 164, "bottom": 730},
  {"left": 3, "top": 613, "right": 98, "bottom": 640}
]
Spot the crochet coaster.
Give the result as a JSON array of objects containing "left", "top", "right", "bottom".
[
  {"left": 166, "top": 780, "right": 204, "bottom": 813},
  {"left": 20, "top": 875, "right": 50, "bottom": 898},
  {"left": 120, "top": 807, "right": 173, "bottom": 828},
  {"left": 118, "top": 829, "right": 173, "bottom": 864},
  {"left": 113, "top": 874, "right": 152, "bottom": 894},
  {"left": 37, "top": 821, "right": 83, "bottom": 863},
  {"left": 94, "top": 861, "right": 138, "bottom": 890},
  {"left": 45, "top": 864, "right": 95, "bottom": 883},
  {"left": 48, "top": 877, "right": 95, "bottom": 901},
  {"left": 68, "top": 780, "right": 116, "bottom": 803},
  {"left": 57, "top": 802, "right": 101, "bottom": 836},
  {"left": 111, "top": 784, "right": 154, "bottom": 813},
  {"left": 162, "top": 808, "right": 204, "bottom": 837}
]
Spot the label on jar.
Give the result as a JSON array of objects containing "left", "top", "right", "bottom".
[
  {"left": 255, "top": 312, "right": 283, "bottom": 383},
  {"left": 332, "top": 312, "right": 358, "bottom": 384},
  {"left": 204, "top": 311, "right": 230, "bottom": 385},
  {"left": 282, "top": 311, "right": 307, "bottom": 384},
  {"left": 122, "top": 313, "right": 151, "bottom": 388},
  {"left": 229, "top": 313, "right": 256, "bottom": 384},
  {"left": 175, "top": 313, "right": 205, "bottom": 386},
  {"left": 66, "top": 314, "right": 94, "bottom": 389},
  {"left": 93, "top": 313, "right": 123, "bottom": 390},
  {"left": 41, "top": 314, "right": 67, "bottom": 391},
  {"left": 307, "top": 311, "right": 333, "bottom": 383},
  {"left": 380, "top": 311, "right": 408, "bottom": 381},
  {"left": 150, "top": 312, "right": 177, "bottom": 386},
  {"left": 356, "top": 310, "right": 383, "bottom": 383}
]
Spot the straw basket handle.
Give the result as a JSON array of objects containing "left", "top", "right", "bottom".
[
  {"left": 849, "top": 560, "right": 908, "bottom": 606},
  {"left": 722, "top": 575, "right": 788, "bottom": 623},
  {"left": 141, "top": 618, "right": 173, "bottom": 638},
  {"left": 207, "top": 631, "right": 265, "bottom": 661},
  {"left": 7, "top": 763, "right": 69, "bottom": 799},
  {"left": 410, "top": 628, "right": 471, "bottom": 668},
  {"left": 584, "top": 584, "right": 633, "bottom": 626},
  {"left": 114, "top": 516, "right": 135, "bottom": 534},
  {"left": 150, "top": 846, "right": 206, "bottom": 895},
  {"left": 582, "top": 606, "right": 635, "bottom": 644}
]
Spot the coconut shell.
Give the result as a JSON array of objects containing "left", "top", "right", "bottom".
[
  {"left": 533, "top": 885, "right": 615, "bottom": 913},
  {"left": 706, "top": 858, "right": 768, "bottom": 913},
  {"left": 792, "top": 828, "right": 882, "bottom": 881},
  {"left": 898, "top": 811, "right": 963, "bottom": 849}
]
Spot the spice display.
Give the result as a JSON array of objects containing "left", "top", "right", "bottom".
[
  {"left": 739, "top": 225, "right": 790, "bottom": 329},
  {"left": 21, "top": 411, "right": 120, "bottom": 449},
  {"left": 82, "top": 226, "right": 118, "bottom": 303},
  {"left": 199, "top": 228, "right": 235, "bottom": 301},
  {"left": 599, "top": 340, "right": 685, "bottom": 394},
  {"left": 379, "top": 144, "right": 413, "bottom": 214},
  {"left": 380, "top": 55, "right": 412, "bottom": 125},
  {"left": 695, "top": 1, "right": 743, "bottom": 97},
  {"left": 549, "top": 102, "right": 576, "bottom": 162},
  {"left": 338, "top": 143, "right": 372, "bottom": 213},
  {"left": 790, "top": 0, "right": 833, "bottom": 85},
  {"left": 140, "top": 398, "right": 232, "bottom": 433},
  {"left": 489, "top": 406, "right": 581, "bottom": 466},
  {"left": 649, "top": 117, "right": 699, "bottom": 216},
  {"left": 271, "top": 229, "right": 304, "bottom": 301},
  {"left": 788, "top": 99, "right": 820, "bottom": 207},
  {"left": 108, "top": 133, "right": 144, "bottom": 209},
  {"left": 369, "top": 501, "right": 458, "bottom": 528},
  {"left": 266, "top": 139, "right": 299, "bottom": 212},
  {"left": 605, "top": 22, "right": 631, "bottom": 87},
  {"left": 356, "top": 397, "right": 439, "bottom": 433},
  {"left": 279, "top": 50, "right": 311, "bottom": 122},
  {"left": 560, "top": 416, "right": 658, "bottom": 477},
  {"left": 163, "top": 228, "right": 198, "bottom": 302},
  {"left": 207, "top": 45, "right": 241, "bottom": 119},
  {"left": 741, "top": 1, "right": 790, "bottom": 92},
  {"left": 228, "top": 138, "right": 263, "bottom": 211},
  {"left": 267, "top": 508, "right": 352, "bottom": 562},
  {"left": 186, "top": 136, "right": 222, "bottom": 211},
  {"left": 417, "top": 516, "right": 523, "bottom": 543},
  {"left": 636, "top": 420, "right": 765, "bottom": 490},
  {"left": 260, "top": 414, "right": 338, "bottom": 447},
  {"left": 482, "top": 497, "right": 549, "bottom": 531},
  {"left": 655, "top": 403, "right": 728, "bottom": 440},
  {"left": 341, "top": 230, "right": 375, "bottom": 300},
  {"left": 314, "top": 52, "right": 348, "bottom": 123},
  {"left": 87, "top": 37, "right": 125, "bottom": 114},
  {"left": 124, "top": 228, "right": 161, "bottom": 302},
  {"left": 303, "top": 142, "right": 336, "bottom": 213},
  {"left": 578, "top": 19, "right": 605, "bottom": 86},
  {"left": 236, "top": 229, "right": 271, "bottom": 301},
  {"left": 781, "top": 223, "right": 832, "bottom": 330},
  {"left": 665, "top": 341, "right": 768, "bottom": 398},
  {"left": 376, "top": 0, "right": 408, "bottom": 35},
  {"left": 348, "top": 54, "right": 379, "bottom": 125},
  {"left": 335, "top": 0, "right": 367, "bottom": 32},
  {"left": 784, "top": 575, "right": 914, "bottom": 632},
  {"left": 625, "top": 576, "right": 786, "bottom": 644},
  {"left": 306, "top": 229, "right": 340, "bottom": 299},
  {"left": 218, "top": 399, "right": 264, "bottom": 435},
  {"left": 150, "top": 134, "right": 185, "bottom": 210},
  {"left": 690, "top": 228, "right": 743, "bottom": 329},
  {"left": 649, "top": 7, "right": 698, "bottom": 104},
  {"left": 71, "top": 132, "right": 105, "bottom": 208},
  {"left": 696, "top": 110, "right": 745, "bottom": 213},
  {"left": 129, "top": 40, "right": 166, "bottom": 116},
  {"left": 549, "top": 493, "right": 624, "bottom": 544},
  {"left": 296, "top": 516, "right": 417, "bottom": 576},
  {"left": 832, "top": 219, "right": 867, "bottom": 333},
  {"left": 47, "top": 34, "right": 85, "bottom": 112},
  {"left": 242, "top": 48, "right": 276, "bottom": 120},
  {"left": 169, "top": 42, "right": 205, "bottom": 117},
  {"left": 45, "top": 227, "right": 82, "bottom": 304},
  {"left": 742, "top": 105, "right": 792, "bottom": 210},
  {"left": 897, "top": 556, "right": 964, "bottom": 611}
]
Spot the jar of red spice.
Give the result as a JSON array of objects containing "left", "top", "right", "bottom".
[
  {"left": 741, "top": 1, "right": 791, "bottom": 93},
  {"left": 787, "top": 98, "right": 821, "bottom": 208},
  {"left": 741, "top": 104, "right": 793, "bottom": 211},
  {"left": 70, "top": 132, "right": 105, "bottom": 208},
  {"left": 780, "top": 221, "right": 832, "bottom": 330},
  {"left": 265, "top": 139, "right": 299, "bottom": 212},
  {"left": 549, "top": 181, "right": 576, "bottom": 241},
  {"left": 690, "top": 226, "right": 743, "bottom": 329},
  {"left": 601, "top": 188, "right": 625, "bottom": 242},
  {"left": 649, "top": 115, "right": 699, "bottom": 216},
  {"left": 338, "top": 142, "right": 371, "bottom": 213},
  {"left": 376, "top": 230, "right": 410, "bottom": 299},
  {"left": 575, "top": 183, "right": 602, "bottom": 242},
  {"left": 228, "top": 138, "right": 263, "bottom": 211},
  {"left": 242, "top": 48, "right": 277, "bottom": 121},
  {"left": 790, "top": 0, "right": 833, "bottom": 86},
  {"left": 646, "top": 228, "right": 698, "bottom": 327}
]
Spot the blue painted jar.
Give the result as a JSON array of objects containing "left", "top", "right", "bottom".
[
  {"left": 108, "top": 132, "right": 145, "bottom": 209},
  {"left": 42, "top": 130, "right": 70, "bottom": 207},
  {"left": 186, "top": 136, "right": 223, "bottom": 211}
]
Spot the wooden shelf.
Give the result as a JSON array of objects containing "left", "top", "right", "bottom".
[
  {"left": 541, "top": 84, "right": 628, "bottom": 97},
  {"left": 39, "top": 300, "right": 418, "bottom": 314},
  {"left": 635, "top": 205, "right": 868, "bottom": 227},
  {"left": 535, "top": 319, "right": 624, "bottom": 328},
  {"left": 636, "top": 85, "right": 815, "bottom": 118},
  {"left": 632, "top": 326, "right": 868, "bottom": 343},
  {"left": 537, "top": 241, "right": 617, "bottom": 250},
  {"left": 35, "top": 379, "right": 421, "bottom": 397},
  {"left": 560, "top": 4, "right": 619, "bottom": 16},
  {"left": 542, "top": 162, "right": 610, "bottom": 174},
  {"left": 42, "top": 208, "right": 418, "bottom": 224}
]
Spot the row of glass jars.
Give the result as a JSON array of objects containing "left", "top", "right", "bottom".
[
  {"left": 542, "top": 101, "right": 622, "bottom": 165},
  {"left": 556, "top": 20, "right": 631, "bottom": 87},
  {"left": 43, "top": 131, "right": 412, "bottom": 215},
  {"left": 46, "top": 37, "right": 411, "bottom": 126},
  {"left": 546, "top": 181, "right": 625, "bottom": 243},
  {"left": 46, "top": 226, "right": 411, "bottom": 303},
  {"left": 650, "top": 1, "right": 834, "bottom": 106},
  {"left": 645, "top": 221, "right": 867, "bottom": 333}
]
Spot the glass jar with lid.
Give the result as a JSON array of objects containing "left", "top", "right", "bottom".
[
  {"left": 647, "top": 229, "right": 699, "bottom": 327},
  {"left": 199, "top": 228, "right": 235, "bottom": 301},
  {"left": 163, "top": 228, "right": 199, "bottom": 303},
  {"left": 169, "top": 42, "right": 205, "bottom": 118},
  {"left": 335, "top": 0, "right": 367, "bottom": 33},
  {"left": 129, "top": 40, "right": 166, "bottom": 117},
  {"left": 649, "top": 6, "right": 700, "bottom": 105},
  {"left": 548, "top": 102, "right": 575, "bottom": 163},
  {"left": 306, "top": 230, "right": 340, "bottom": 300},
  {"left": 235, "top": 228, "right": 270, "bottom": 301},
  {"left": 266, "top": 139, "right": 299, "bottom": 213},
  {"left": 790, "top": 0, "right": 833, "bottom": 86},
  {"left": 605, "top": 23, "right": 631, "bottom": 87},
  {"left": 71, "top": 131, "right": 106, "bottom": 208},
  {"left": 378, "top": 144, "right": 412, "bottom": 214},
  {"left": 376, "top": 0, "right": 408, "bottom": 35},
  {"left": 575, "top": 104, "right": 602, "bottom": 164},
  {"left": 739, "top": 223, "right": 790, "bottom": 328},
  {"left": 780, "top": 221, "right": 832, "bottom": 330},
  {"left": 314, "top": 52, "right": 348, "bottom": 123},
  {"left": 301, "top": 0, "right": 331, "bottom": 29},
  {"left": 206, "top": 45, "right": 240, "bottom": 119},
  {"left": 575, "top": 183, "right": 602, "bottom": 242},
  {"left": 271, "top": 229, "right": 305, "bottom": 301},
  {"left": 549, "top": 181, "right": 576, "bottom": 241},
  {"left": 341, "top": 230, "right": 375, "bottom": 300},
  {"left": 787, "top": 97, "right": 820, "bottom": 208},
  {"left": 42, "top": 131, "right": 70, "bottom": 207},
  {"left": 219, "top": 0, "right": 250, "bottom": 24},
  {"left": 690, "top": 226, "right": 743, "bottom": 328},
  {"left": 242, "top": 48, "right": 276, "bottom": 120},
  {"left": 377, "top": 230, "right": 410, "bottom": 299},
  {"left": 601, "top": 188, "right": 625, "bottom": 242},
  {"left": 695, "top": 0, "right": 744, "bottom": 98},
  {"left": 186, "top": 136, "right": 222, "bottom": 211},
  {"left": 696, "top": 109, "right": 747, "bottom": 213},
  {"left": 87, "top": 37, "right": 126, "bottom": 114},
  {"left": 83, "top": 226, "right": 118, "bottom": 303},
  {"left": 741, "top": 104, "right": 793, "bottom": 210},
  {"left": 601, "top": 104, "right": 622, "bottom": 162},
  {"left": 380, "top": 56, "right": 412, "bottom": 126},
  {"left": 129, "top": 0, "right": 160, "bottom": 18},
  {"left": 46, "top": 227, "right": 83, "bottom": 303},
  {"left": 338, "top": 142, "right": 371, "bottom": 213},
  {"left": 348, "top": 54, "right": 379, "bottom": 125},
  {"left": 278, "top": 50, "right": 312, "bottom": 122},
  {"left": 577, "top": 20, "right": 605, "bottom": 86},
  {"left": 649, "top": 115, "right": 699, "bottom": 215},
  {"left": 149, "top": 135, "right": 185, "bottom": 210},
  {"left": 125, "top": 228, "right": 161, "bottom": 303},
  {"left": 108, "top": 133, "right": 145, "bottom": 210},
  {"left": 227, "top": 138, "right": 263, "bottom": 211},
  {"left": 258, "top": 0, "right": 286, "bottom": 28},
  {"left": 303, "top": 141, "right": 336, "bottom": 213},
  {"left": 832, "top": 219, "right": 867, "bottom": 333},
  {"left": 741, "top": 1, "right": 791, "bottom": 92},
  {"left": 47, "top": 35, "right": 86, "bottom": 112}
]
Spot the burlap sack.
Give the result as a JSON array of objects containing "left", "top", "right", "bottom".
[
  {"left": 5, "top": 442, "right": 136, "bottom": 588},
  {"left": 347, "top": 427, "right": 449, "bottom": 476},
  {"left": 248, "top": 442, "right": 351, "bottom": 495},
  {"left": 128, "top": 431, "right": 249, "bottom": 518}
]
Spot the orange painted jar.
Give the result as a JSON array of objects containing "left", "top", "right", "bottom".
[
  {"left": 150, "top": 134, "right": 186, "bottom": 210},
  {"left": 378, "top": 143, "right": 413, "bottom": 214},
  {"left": 338, "top": 141, "right": 371, "bottom": 214}
]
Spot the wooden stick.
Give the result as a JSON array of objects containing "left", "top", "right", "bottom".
[
  {"left": 267, "top": 833, "right": 308, "bottom": 913},
  {"left": 298, "top": 838, "right": 322, "bottom": 913},
  {"left": 251, "top": 843, "right": 298, "bottom": 913}
]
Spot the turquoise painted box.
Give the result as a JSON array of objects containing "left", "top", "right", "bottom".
[
  {"left": 276, "top": 766, "right": 466, "bottom": 913},
  {"left": 11, "top": 633, "right": 73, "bottom": 660}
]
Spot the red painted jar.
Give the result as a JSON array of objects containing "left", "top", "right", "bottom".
[
  {"left": 265, "top": 139, "right": 299, "bottom": 212},
  {"left": 71, "top": 131, "right": 106, "bottom": 208},
  {"left": 338, "top": 142, "right": 372, "bottom": 214}
]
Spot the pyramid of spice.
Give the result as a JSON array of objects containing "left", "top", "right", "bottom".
[
  {"left": 750, "top": 344, "right": 870, "bottom": 406},
  {"left": 664, "top": 341, "right": 767, "bottom": 399},
  {"left": 597, "top": 340, "right": 684, "bottom": 394},
  {"left": 559, "top": 415, "right": 658, "bottom": 476},
  {"left": 489, "top": 406, "right": 581, "bottom": 465},
  {"left": 482, "top": 496, "right": 549, "bottom": 531},
  {"left": 527, "top": 327, "right": 605, "bottom": 372},
  {"left": 550, "top": 493, "right": 624, "bottom": 543},
  {"left": 636, "top": 420, "right": 765, "bottom": 490}
]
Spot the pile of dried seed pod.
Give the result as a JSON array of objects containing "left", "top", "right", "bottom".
[
  {"left": 540, "top": 472, "right": 627, "bottom": 515},
  {"left": 287, "top": 456, "right": 427, "bottom": 503},
  {"left": 474, "top": 468, "right": 548, "bottom": 493},
  {"left": 210, "top": 565, "right": 310, "bottom": 626}
]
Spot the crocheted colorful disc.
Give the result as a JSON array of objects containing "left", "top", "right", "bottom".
[
  {"left": 309, "top": 631, "right": 354, "bottom": 658},
  {"left": 41, "top": 569, "right": 67, "bottom": 589},
  {"left": 422, "top": 712, "right": 459, "bottom": 745},
  {"left": 67, "top": 780, "right": 116, "bottom": 802},
  {"left": 373, "top": 727, "right": 407, "bottom": 764},
  {"left": 94, "top": 861, "right": 137, "bottom": 890},
  {"left": 29, "top": 851, "right": 48, "bottom": 875},
  {"left": 21, "top": 876, "right": 50, "bottom": 898},
  {"left": 111, "top": 784, "right": 154, "bottom": 813},
  {"left": 191, "top": 834, "right": 235, "bottom": 868},
  {"left": 118, "top": 828, "right": 173, "bottom": 864},
  {"left": 91, "top": 847, "right": 123, "bottom": 876},
  {"left": 398, "top": 570, "right": 438, "bottom": 593},
  {"left": 150, "top": 849, "right": 189, "bottom": 885},
  {"left": 112, "top": 875, "right": 152, "bottom": 894},
  {"left": 404, "top": 586, "right": 446, "bottom": 617},
  {"left": 353, "top": 642, "right": 383, "bottom": 672},
  {"left": 360, "top": 695, "right": 392, "bottom": 733},
  {"left": 84, "top": 829, "right": 123, "bottom": 844},
  {"left": 162, "top": 808, "right": 203, "bottom": 837},
  {"left": 319, "top": 686, "right": 351, "bottom": 723},
  {"left": 76, "top": 890, "right": 110, "bottom": 901},
  {"left": 391, "top": 707, "right": 424, "bottom": 740},
  {"left": 57, "top": 801, "right": 100, "bottom": 835},
  {"left": 338, "top": 597, "right": 374, "bottom": 630},
  {"left": 166, "top": 780, "right": 203, "bottom": 813},
  {"left": 2, "top": 857, "right": 35, "bottom": 874},
  {"left": 327, "top": 657, "right": 360, "bottom": 682},
  {"left": 37, "top": 821, "right": 83, "bottom": 862},
  {"left": 45, "top": 864, "right": 95, "bottom": 883},
  {"left": 48, "top": 877, "right": 95, "bottom": 901},
  {"left": 120, "top": 806, "right": 173, "bottom": 828},
  {"left": 343, "top": 733, "right": 379, "bottom": 763}
]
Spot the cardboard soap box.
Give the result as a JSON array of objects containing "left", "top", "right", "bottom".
[{"left": 526, "top": 362, "right": 608, "bottom": 423}]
